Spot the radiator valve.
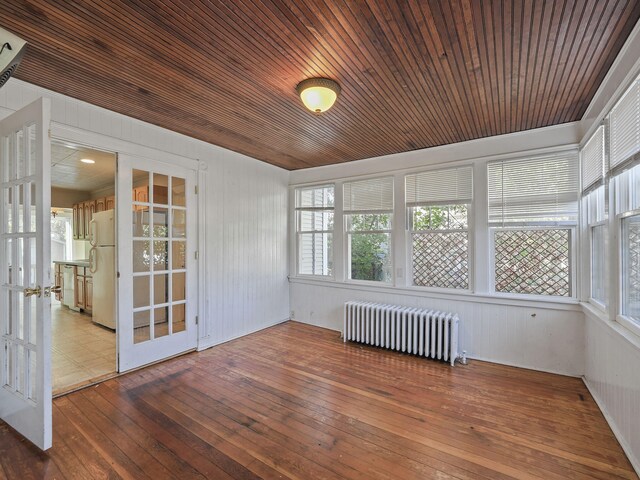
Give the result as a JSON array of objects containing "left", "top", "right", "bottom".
[{"left": 459, "top": 350, "right": 468, "bottom": 365}]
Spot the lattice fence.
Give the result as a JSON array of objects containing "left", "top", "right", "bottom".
[
  {"left": 413, "top": 232, "right": 468, "bottom": 289},
  {"left": 624, "top": 220, "right": 640, "bottom": 318},
  {"left": 494, "top": 229, "right": 570, "bottom": 296}
]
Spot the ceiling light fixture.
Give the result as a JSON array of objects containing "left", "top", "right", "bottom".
[
  {"left": 296, "top": 77, "right": 341, "bottom": 113},
  {"left": 80, "top": 158, "right": 95, "bottom": 164}
]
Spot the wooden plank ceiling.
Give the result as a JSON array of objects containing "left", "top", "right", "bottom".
[{"left": 2, "top": 1, "right": 639, "bottom": 170}]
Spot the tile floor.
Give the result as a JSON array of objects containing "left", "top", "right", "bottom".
[{"left": 52, "top": 300, "right": 116, "bottom": 396}]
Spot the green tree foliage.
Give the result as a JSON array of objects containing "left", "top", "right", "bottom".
[{"left": 349, "top": 214, "right": 391, "bottom": 281}]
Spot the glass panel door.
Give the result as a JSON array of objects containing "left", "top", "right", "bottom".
[
  {"left": 118, "top": 155, "right": 197, "bottom": 372},
  {"left": 0, "top": 98, "right": 52, "bottom": 450}
]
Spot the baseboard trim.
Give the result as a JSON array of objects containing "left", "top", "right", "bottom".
[
  {"left": 582, "top": 376, "right": 640, "bottom": 477},
  {"left": 466, "top": 354, "right": 583, "bottom": 378},
  {"left": 197, "top": 317, "right": 290, "bottom": 351}
]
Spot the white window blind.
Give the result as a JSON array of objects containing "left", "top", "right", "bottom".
[
  {"left": 405, "top": 166, "right": 473, "bottom": 206},
  {"left": 343, "top": 176, "right": 394, "bottom": 213},
  {"left": 295, "top": 184, "right": 334, "bottom": 209},
  {"left": 581, "top": 125, "right": 605, "bottom": 191},
  {"left": 488, "top": 152, "right": 579, "bottom": 224},
  {"left": 610, "top": 75, "right": 640, "bottom": 169}
]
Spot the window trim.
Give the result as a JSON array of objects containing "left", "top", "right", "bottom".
[
  {"left": 588, "top": 221, "right": 608, "bottom": 310},
  {"left": 489, "top": 225, "right": 577, "bottom": 300},
  {"left": 294, "top": 183, "right": 335, "bottom": 279}
]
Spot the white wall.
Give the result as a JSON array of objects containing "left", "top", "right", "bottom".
[
  {"left": 583, "top": 308, "right": 640, "bottom": 474},
  {"left": 289, "top": 123, "right": 585, "bottom": 377},
  {"left": 291, "top": 281, "right": 584, "bottom": 376},
  {"left": 0, "top": 77, "right": 290, "bottom": 348}
]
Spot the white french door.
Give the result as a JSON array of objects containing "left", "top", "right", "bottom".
[
  {"left": 117, "top": 154, "right": 198, "bottom": 372},
  {"left": 0, "top": 98, "right": 52, "bottom": 450}
]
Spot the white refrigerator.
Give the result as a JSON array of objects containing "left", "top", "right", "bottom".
[{"left": 89, "top": 210, "right": 116, "bottom": 329}]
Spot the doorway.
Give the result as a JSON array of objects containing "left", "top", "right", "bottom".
[{"left": 50, "top": 141, "right": 117, "bottom": 395}]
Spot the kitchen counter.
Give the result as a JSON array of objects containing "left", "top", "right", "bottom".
[{"left": 53, "top": 259, "right": 90, "bottom": 268}]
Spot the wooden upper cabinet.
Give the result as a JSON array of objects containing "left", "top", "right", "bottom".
[
  {"left": 105, "top": 195, "right": 115, "bottom": 210},
  {"left": 72, "top": 204, "right": 81, "bottom": 239},
  {"left": 83, "top": 200, "right": 96, "bottom": 240},
  {"left": 133, "top": 186, "right": 148, "bottom": 203},
  {"left": 95, "top": 197, "right": 106, "bottom": 213}
]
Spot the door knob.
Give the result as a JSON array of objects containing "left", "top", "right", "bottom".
[
  {"left": 44, "top": 285, "right": 62, "bottom": 297},
  {"left": 23, "top": 286, "right": 41, "bottom": 297}
]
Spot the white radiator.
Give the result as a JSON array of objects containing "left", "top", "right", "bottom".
[{"left": 343, "top": 301, "right": 460, "bottom": 366}]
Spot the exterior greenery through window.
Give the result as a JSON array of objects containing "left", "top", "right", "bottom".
[
  {"left": 347, "top": 213, "right": 392, "bottom": 282},
  {"left": 344, "top": 176, "right": 394, "bottom": 283}
]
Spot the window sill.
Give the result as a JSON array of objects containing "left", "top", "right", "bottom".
[{"left": 289, "top": 276, "right": 581, "bottom": 311}]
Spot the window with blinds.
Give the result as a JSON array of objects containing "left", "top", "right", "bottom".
[
  {"left": 488, "top": 152, "right": 580, "bottom": 224},
  {"left": 406, "top": 166, "right": 472, "bottom": 290},
  {"left": 405, "top": 165, "right": 473, "bottom": 206},
  {"left": 581, "top": 125, "right": 606, "bottom": 192},
  {"left": 343, "top": 176, "right": 393, "bottom": 213},
  {"left": 610, "top": 75, "right": 640, "bottom": 170},
  {"left": 344, "top": 177, "right": 393, "bottom": 283},
  {"left": 488, "top": 152, "right": 578, "bottom": 297},
  {"left": 295, "top": 184, "right": 334, "bottom": 276}
]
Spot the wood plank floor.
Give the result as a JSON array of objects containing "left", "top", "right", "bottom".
[{"left": 0, "top": 321, "right": 637, "bottom": 479}]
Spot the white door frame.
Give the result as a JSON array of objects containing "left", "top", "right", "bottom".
[
  {"left": 0, "top": 97, "right": 52, "bottom": 450},
  {"left": 49, "top": 124, "right": 207, "bottom": 350}
]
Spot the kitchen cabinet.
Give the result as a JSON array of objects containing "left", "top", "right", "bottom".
[
  {"left": 72, "top": 196, "right": 116, "bottom": 240},
  {"left": 83, "top": 200, "right": 96, "bottom": 241},
  {"left": 85, "top": 276, "right": 93, "bottom": 311},
  {"left": 74, "top": 266, "right": 93, "bottom": 314},
  {"left": 72, "top": 203, "right": 83, "bottom": 239},
  {"left": 95, "top": 197, "right": 106, "bottom": 212},
  {"left": 75, "top": 270, "right": 85, "bottom": 310},
  {"left": 133, "top": 186, "right": 148, "bottom": 203}
]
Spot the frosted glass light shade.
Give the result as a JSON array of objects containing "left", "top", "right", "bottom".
[{"left": 296, "top": 78, "right": 341, "bottom": 113}]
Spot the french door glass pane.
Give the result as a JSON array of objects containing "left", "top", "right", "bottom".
[
  {"left": 1, "top": 125, "right": 38, "bottom": 402},
  {"left": 132, "top": 173, "right": 188, "bottom": 343}
]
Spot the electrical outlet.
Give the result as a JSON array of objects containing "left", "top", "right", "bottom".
[{"left": 290, "top": 310, "right": 295, "bottom": 319}]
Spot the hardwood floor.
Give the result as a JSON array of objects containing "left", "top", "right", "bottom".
[{"left": 0, "top": 321, "right": 637, "bottom": 479}]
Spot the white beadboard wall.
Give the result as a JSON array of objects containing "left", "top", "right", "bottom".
[
  {"left": 290, "top": 281, "right": 585, "bottom": 376},
  {"left": 583, "top": 310, "right": 640, "bottom": 474},
  {"left": 0, "top": 78, "right": 290, "bottom": 348}
]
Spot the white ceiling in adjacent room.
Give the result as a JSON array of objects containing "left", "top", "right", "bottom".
[{"left": 51, "top": 142, "right": 116, "bottom": 192}]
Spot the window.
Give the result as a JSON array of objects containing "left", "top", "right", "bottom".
[
  {"left": 622, "top": 214, "right": 640, "bottom": 325},
  {"left": 51, "top": 209, "right": 73, "bottom": 262},
  {"left": 295, "top": 185, "right": 334, "bottom": 276},
  {"left": 406, "top": 166, "right": 472, "bottom": 289},
  {"left": 344, "top": 177, "right": 393, "bottom": 282},
  {"left": 488, "top": 152, "right": 579, "bottom": 297},
  {"left": 614, "top": 164, "right": 640, "bottom": 329},
  {"left": 610, "top": 74, "right": 640, "bottom": 170},
  {"left": 581, "top": 126, "right": 608, "bottom": 307}
]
